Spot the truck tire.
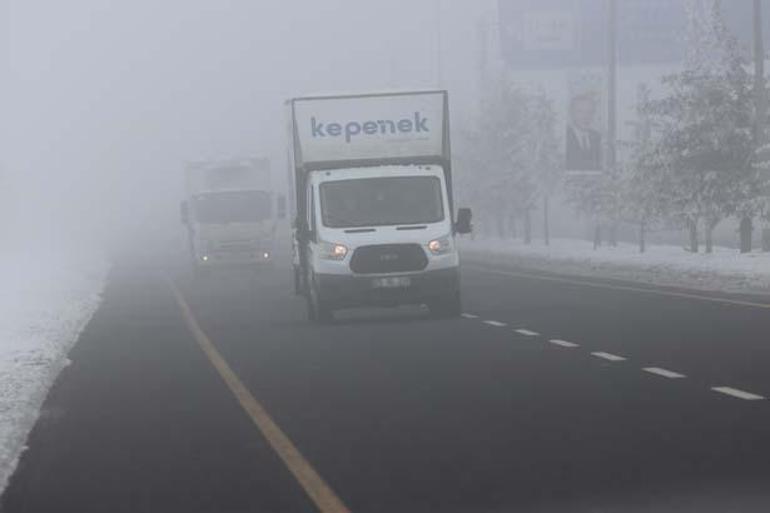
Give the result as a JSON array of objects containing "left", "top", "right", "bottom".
[
  {"left": 307, "top": 278, "right": 334, "bottom": 324},
  {"left": 428, "top": 292, "right": 462, "bottom": 319},
  {"left": 293, "top": 266, "right": 303, "bottom": 295},
  {"left": 316, "top": 300, "right": 334, "bottom": 324},
  {"left": 306, "top": 293, "right": 317, "bottom": 322}
]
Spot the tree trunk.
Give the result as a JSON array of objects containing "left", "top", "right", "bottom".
[
  {"left": 524, "top": 209, "right": 532, "bottom": 244},
  {"left": 508, "top": 212, "right": 517, "bottom": 239},
  {"left": 687, "top": 218, "right": 698, "bottom": 253},
  {"left": 543, "top": 195, "right": 551, "bottom": 246},
  {"left": 495, "top": 212, "right": 505, "bottom": 239},
  {"left": 739, "top": 216, "right": 753, "bottom": 253},
  {"left": 593, "top": 224, "right": 602, "bottom": 250},
  {"left": 705, "top": 225, "right": 713, "bottom": 254},
  {"left": 705, "top": 218, "right": 718, "bottom": 254},
  {"left": 639, "top": 220, "right": 646, "bottom": 253}
]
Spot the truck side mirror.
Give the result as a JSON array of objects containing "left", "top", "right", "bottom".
[
  {"left": 277, "top": 194, "right": 287, "bottom": 220},
  {"left": 180, "top": 201, "right": 189, "bottom": 225},
  {"left": 455, "top": 207, "right": 473, "bottom": 234},
  {"left": 294, "top": 219, "right": 313, "bottom": 242},
  {"left": 302, "top": 225, "right": 317, "bottom": 242}
]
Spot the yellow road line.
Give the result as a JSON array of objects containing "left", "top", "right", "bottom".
[
  {"left": 168, "top": 280, "right": 351, "bottom": 513},
  {"left": 468, "top": 264, "right": 770, "bottom": 310}
]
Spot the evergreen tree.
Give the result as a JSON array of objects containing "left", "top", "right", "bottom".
[
  {"left": 457, "top": 81, "right": 560, "bottom": 243},
  {"left": 642, "top": 0, "right": 754, "bottom": 252},
  {"left": 624, "top": 84, "right": 672, "bottom": 252}
]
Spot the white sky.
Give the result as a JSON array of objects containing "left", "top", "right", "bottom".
[{"left": 6, "top": 0, "right": 495, "bottom": 250}]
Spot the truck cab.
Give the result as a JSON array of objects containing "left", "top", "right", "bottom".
[{"left": 181, "top": 159, "right": 284, "bottom": 275}]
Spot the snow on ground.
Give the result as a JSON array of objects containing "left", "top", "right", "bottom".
[
  {"left": 0, "top": 250, "right": 108, "bottom": 493},
  {"left": 461, "top": 237, "right": 770, "bottom": 296}
]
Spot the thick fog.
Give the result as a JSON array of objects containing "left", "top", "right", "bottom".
[{"left": 6, "top": 0, "right": 493, "bottom": 257}]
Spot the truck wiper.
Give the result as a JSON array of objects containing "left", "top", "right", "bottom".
[
  {"left": 396, "top": 225, "right": 428, "bottom": 231},
  {"left": 344, "top": 228, "right": 377, "bottom": 233}
]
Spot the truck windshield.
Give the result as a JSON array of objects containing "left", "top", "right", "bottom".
[
  {"left": 320, "top": 176, "right": 444, "bottom": 228},
  {"left": 193, "top": 191, "right": 271, "bottom": 223}
]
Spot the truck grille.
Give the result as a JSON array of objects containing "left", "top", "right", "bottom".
[
  {"left": 349, "top": 244, "right": 428, "bottom": 274},
  {"left": 216, "top": 240, "right": 258, "bottom": 253}
]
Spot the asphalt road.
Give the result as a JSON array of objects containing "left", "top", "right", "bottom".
[{"left": 3, "top": 254, "right": 770, "bottom": 512}]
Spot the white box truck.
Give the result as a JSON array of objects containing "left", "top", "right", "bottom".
[
  {"left": 287, "top": 90, "right": 472, "bottom": 322},
  {"left": 181, "top": 158, "right": 286, "bottom": 274}
]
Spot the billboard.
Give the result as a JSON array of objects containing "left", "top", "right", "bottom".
[
  {"left": 291, "top": 92, "right": 446, "bottom": 167},
  {"left": 498, "top": 0, "right": 762, "bottom": 69},
  {"left": 565, "top": 71, "right": 605, "bottom": 174}
]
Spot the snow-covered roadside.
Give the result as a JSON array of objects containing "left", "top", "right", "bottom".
[
  {"left": 461, "top": 237, "right": 770, "bottom": 296},
  {"left": 0, "top": 250, "right": 108, "bottom": 493}
]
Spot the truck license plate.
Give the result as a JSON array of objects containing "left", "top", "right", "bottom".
[{"left": 372, "top": 276, "right": 412, "bottom": 289}]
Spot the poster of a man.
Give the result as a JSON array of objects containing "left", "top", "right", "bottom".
[{"left": 566, "top": 91, "right": 602, "bottom": 172}]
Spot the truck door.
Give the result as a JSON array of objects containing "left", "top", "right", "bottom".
[
  {"left": 306, "top": 185, "right": 318, "bottom": 264},
  {"left": 298, "top": 183, "right": 315, "bottom": 280}
]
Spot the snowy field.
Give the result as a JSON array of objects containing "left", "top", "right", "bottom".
[
  {"left": 461, "top": 237, "right": 770, "bottom": 296},
  {"left": 0, "top": 250, "right": 108, "bottom": 493}
]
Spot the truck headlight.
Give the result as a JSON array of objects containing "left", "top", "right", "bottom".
[
  {"left": 319, "top": 241, "right": 349, "bottom": 261},
  {"left": 428, "top": 235, "right": 452, "bottom": 255}
]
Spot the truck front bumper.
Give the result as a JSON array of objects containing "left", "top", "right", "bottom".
[
  {"left": 196, "top": 250, "right": 274, "bottom": 268},
  {"left": 316, "top": 268, "right": 460, "bottom": 309}
]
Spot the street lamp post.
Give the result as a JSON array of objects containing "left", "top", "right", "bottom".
[
  {"left": 755, "top": 0, "right": 770, "bottom": 252},
  {"left": 436, "top": 0, "right": 443, "bottom": 88}
]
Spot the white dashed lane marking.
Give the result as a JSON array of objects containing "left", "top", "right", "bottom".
[
  {"left": 549, "top": 339, "right": 579, "bottom": 348},
  {"left": 643, "top": 367, "right": 686, "bottom": 379},
  {"left": 591, "top": 352, "right": 627, "bottom": 362},
  {"left": 466, "top": 316, "right": 764, "bottom": 404},
  {"left": 711, "top": 387, "right": 765, "bottom": 401}
]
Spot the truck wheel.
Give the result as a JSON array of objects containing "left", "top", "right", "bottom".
[
  {"left": 307, "top": 280, "right": 334, "bottom": 323},
  {"left": 316, "top": 300, "right": 334, "bottom": 324},
  {"left": 429, "top": 292, "right": 462, "bottom": 319},
  {"left": 306, "top": 292, "right": 317, "bottom": 322},
  {"left": 293, "top": 266, "right": 303, "bottom": 295}
]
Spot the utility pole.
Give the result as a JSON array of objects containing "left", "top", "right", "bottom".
[
  {"left": 543, "top": 195, "right": 550, "bottom": 246},
  {"left": 754, "top": 0, "right": 769, "bottom": 252},
  {"left": 596, "top": 0, "right": 618, "bottom": 249},
  {"left": 754, "top": 0, "right": 766, "bottom": 145},
  {"left": 606, "top": 0, "right": 617, "bottom": 172},
  {"left": 477, "top": 18, "right": 489, "bottom": 98}
]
